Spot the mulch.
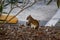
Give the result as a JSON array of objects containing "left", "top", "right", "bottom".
[{"left": 0, "top": 24, "right": 60, "bottom": 40}]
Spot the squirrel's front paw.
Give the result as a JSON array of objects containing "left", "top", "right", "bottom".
[{"left": 26, "top": 22, "right": 30, "bottom": 26}]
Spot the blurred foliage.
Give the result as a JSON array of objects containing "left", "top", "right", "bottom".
[
  {"left": 47, "top": 0, "right": 60, "bottom": 8},
  {"left": 0, "top": 4, "right": 3, "bottom": 12},
  {"left": 7, "top": 0, "right": 18, "bottom": 4},
  {"left": 0, "top": 0, "right": 4, "bottom": 16},
  {"left": 57, "top": 0, "right": 60, "bottom": 8}
]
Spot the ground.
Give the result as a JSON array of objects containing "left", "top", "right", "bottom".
[{"left": 0, "top": 24, "right": 60, "bottom": 40}]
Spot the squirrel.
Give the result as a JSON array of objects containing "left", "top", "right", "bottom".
[{"left": 26, "top": 15, "right": 39, "bottom": 29}]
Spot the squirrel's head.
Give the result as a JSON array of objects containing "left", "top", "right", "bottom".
[{"left": 26, "top": 15, "right": 33, "bottom": 20}]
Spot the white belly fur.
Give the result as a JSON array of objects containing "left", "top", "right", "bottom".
[{"left": 31, "top": 23, "right": 36, "bottom": 29}]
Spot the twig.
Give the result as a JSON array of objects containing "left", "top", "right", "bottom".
[
  {"left": 1, "top": 0, "right": 36, "bottom": 26},
  {"left": 8, "top": 0, "right": 36, "bottom": 22}
]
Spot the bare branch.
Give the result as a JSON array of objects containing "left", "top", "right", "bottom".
[
  {"left": 16, "top": 0, "right": 29, "bottom": 9},
  {"left": 8, "top": 0, "right": 36, "bottom": 22},
  {"left": 3, "top": 6, "right": 17, "bottom": 23},
  {"left": 1, "top": 0, "right": 36, "bottom": 26}
]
